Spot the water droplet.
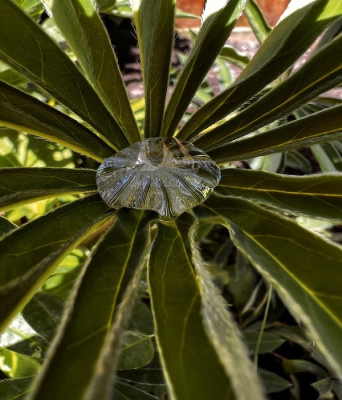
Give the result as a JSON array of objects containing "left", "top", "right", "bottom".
[{"left": 96, "top": 138, "right": 221, "bottom": 219}]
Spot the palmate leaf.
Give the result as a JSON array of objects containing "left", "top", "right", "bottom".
[
  {"left": 0, "top": 0, "right": 128, "bottom": 151},
  {"left": 177, "top": 0, "right": 342, "bottom": 141},
  {"left": 0, "top": 194, "right": 110, "bottom": 332},
  {"left": 161, "top": 0, "right": 247, "bottom": 138},
  {"left": 196, "top": 33, "right": 342, "bottom": 150},
  {"left": 131, "top": 0, "right": 175, "bottom": 138},
  {"left": 196, "top": 195, "right": 342, "bottom": 378},
  {"left": 210, "top": 104, "right": 342, "bottom": 164},
  {"left": 42, "top": 0, "right": 140, "bottom": 145},
  {"left": 0, "top": 82, "right": 114, "bottom": 162},
  {"left": 27, "top": 209, "right": 155, "bottom": 400},
  {"left": 0, "top": 168, "right": 97, "bottom": 211},
  {"left": 216, "top": 169, "right": 342, "bottom": 222}
]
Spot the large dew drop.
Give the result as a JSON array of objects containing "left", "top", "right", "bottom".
[{"left": 96, "top": 138, "right": 221, "bottom": 219}]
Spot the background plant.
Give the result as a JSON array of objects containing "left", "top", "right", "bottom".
[{"left": 0, "top": 0, "right": 342, "bottom": 399}]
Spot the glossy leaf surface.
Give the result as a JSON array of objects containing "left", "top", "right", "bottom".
[
  {"left": 132, "top": 0, "right": 175, "bottom": 138},
  {"left": 0, "top": 82, "right": 114, "bottom": 161},
  {"left": 28, "top": 210, "right": 154, "bottom": 400},
  {"left": 0, "top": 194, "right": 110, "bottom": 332},
  {"left": 0, "top": 168, "right": 96, "bottom": 211},
  {"left": 216, "top": 168, "right": 342, "bottom": 221},
  {"left": 178, "top": 0, "right": 342, "bottom": 140},
  {"left": 0, "top": 0, "right": 127, "bottom": 151},
  {"left": 197, "top": 195, "right": 342, "bottom": 377},
  {"left": 149, "top": 216, "right": 234, "bottom": 400},
  {"left": 210, "top": 104, "right": 342, "bottom": 164},
  {"left": 42, "top": 0, "right": 140, "bottom": 144},
  {"left": 161, "top": 0, "right": 246, "bottom": 137}
]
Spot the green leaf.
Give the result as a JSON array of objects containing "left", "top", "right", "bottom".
[
  {"left": 216, "top": 168, "right": 342, "bottom": 222},
  {"left": 22, "top": 292, "right": 64, "bottom": 343},
  {"left": 117, "top": 359, "right": 165, "bottom": 385},
  {"left": 311, "top": 143, "right": 342, "bottom": 172},
  {"left": 219, "top": 46, "right": 250, "bottom": 69},
  {"left": 243, "top": 331, "right": 285, "bottom": 354},
  {"left": 0, "top": 0, "right": 128, "bottom": 151},
  {"left": 118, "top": 332, "right": 154, "bottom": 370},
  {"left": 131, "top": 0, "right": 175, "bottom": 138},
  {"left": 282, "top": 359, "right": 327, "bottom": 378},
  {"left": 42, "top": 0, "right": 140, "bottom": 144},
  {"left": 0, "top": 168, "right": 97, "bottom": 211},
  {"left": 161, "top": 0, "right": 246, "bottom": 138},
  {"left": 148, "top": 215, "right": 234, "bottom": 400},
  {"left": 0, "top": 377, "right": 33, "bottom": 400},
  {"left": 0, "top": 194, "right": 110, "bottom": 332},
  {"left": 0, "top": 347, "right": 41, "bottom": 378},
  {"left": 177, "top": 0, "right": 342, "bottom": 141},
  {"left": 0, "top": 82, "right": 114, "bottom": 162},
  {"left": 129, "top": 300, "right": 154, "bottom": 335},
  {"left": 113, "top": 380, "right": 158, "bottom": 400},
  {"left": 244, "top": 0, "right": 271, "bottom": 43},
  {"left": 188, "top": 222, "right": 265, "bottom": 399},
  {"left": 258, "top": 369, "right": 292, "bottom": 394},
  {"left": 0, "top": 216, "right": 17, "bottom": 238},
  {"left": 197, "top": 33, "right": 342, "bottom": 150},
  {"left": 197, "top": 195, "right": 342, "bottom": 378},
  {"left": 28, "top": 210, "right": 155, "bottom": 400},
  {"left": 311, "top": 377, "right": 335, "bottom": 399},
  {"left": 209, "top": 104, "right": 342, "bottom": 164}
]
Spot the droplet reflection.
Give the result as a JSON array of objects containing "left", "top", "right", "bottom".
[{"left": 96, "top": 138, "right": 221, "bottom": 219}]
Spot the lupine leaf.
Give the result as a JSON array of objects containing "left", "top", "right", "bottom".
[
  {"left": 219, "top": 46, "right": 250, "bottom": 69},
  {"left": 148, "top": 215, "right": 234, "bottom": 400},
  {"left": 244, "top": 0, "right": 271, "bottom": 43},
  {"left": 196, "top": 33, "right": 342, "bottom": 150},
  {"left": 258, "top": 369, "right": 292, "bottom": 394},
  {"left": 42, "top": 0, "right": 140, "bottom": 144},
  {"left": 0, "top": 216, "right": 17, "bottom": 238},
  {"left": 28, "top": 210, "right": 155, "bottom": 400},
  {"left": 0, "top": 194, "right": 110, "bottom": 332},
  {"left": 0, "top": 168, "right": 97, "bottom": 211},
  {"left": 0, "top": 0, "right": 128, "bottom": 151},
  {"left": 216, "top": 168, "right": 342, "bottom": 222},
  {"left": 22, "top": 292, "right": 64, "bottom": 343},
  {"left": 118, "top": 331, "right": 154, "bottom": 370},
  {"left": 188, "top": 222, "right": 266, "bottom": 400},
  {"left": 161, "top": 0, "right": 246, "bottom": 138},
  {"left": 0, "top": 377, "right": 33, "bottom": 400},
  {"left": 0, "top": 82, "right": 114, "bottom": 161},
  {"left": 113, "top": 380, "right": 158, "bottom": 400},
  {"left": 196, "top": 195, "right": 342, "bottom": 378},
  {"left": 209, "top": 104, "right": 342, "bottom": 164},
  {"left": 131, "top": 0, "right": 175, "bottom": 138},
  {"left": 177, "top": 0, "right": 342, "bottom": 141}
]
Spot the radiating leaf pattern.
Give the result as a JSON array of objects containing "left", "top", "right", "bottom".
[
  {"left": 196, "top": 195, "right": 342, "bottom": 377},
  {"left": 216, "top": 168, "right": 342, "bottom": 221},
  {"left": 0, "top": 168, "right": 97, "bottom": 211}
]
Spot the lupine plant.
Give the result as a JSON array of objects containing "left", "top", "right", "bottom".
[{"left": 0, "top": 0, "right": 342, "bottom": 399}]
